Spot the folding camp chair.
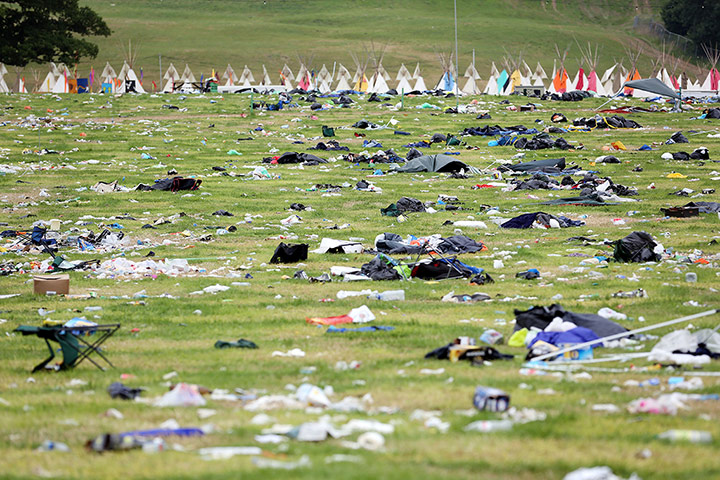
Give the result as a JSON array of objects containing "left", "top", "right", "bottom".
[
  {"left": 15, "top": 323, "right": 121, "bottom": 372},
  {"left": 408, "top": 241, "right": 470, "bottom": 280}
]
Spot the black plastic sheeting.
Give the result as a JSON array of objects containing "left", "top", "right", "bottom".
[
  {"left": 270, "top": 243, "right": 309, "bottom": 264},
  {"left": 613, "top": 231, "right": 661, "bottom": 263}
]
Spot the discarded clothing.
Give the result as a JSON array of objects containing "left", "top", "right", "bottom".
[
  {"left": 308, "top": 140, "right": 349, "bottom": 151},
  {"left": 107, "top": 382, "right": 143, "bottom": 400},
  {"left": 352, "top": 120, "right": 379, "bottom": 129},
  {"left": 360, "top": 256, "right": 403, "bottom": 281},
  {"left": 516, "top": 269, "right": 540, "bottom": 280},
  {"left": 514, "top": 133, "right": 572, "bottom": 151},
  {"left": 666, "top": 131, "right": 689, "bottom": 144},
  {"left": 435, "top": 235, "right": 486, "bottom": 254},
  {"left": 381, "top": 197, "right": 425, "bottom": 216},
  {"left": 214, "top": 338, "right": 258, "bottom": 349},
  {"left": 326, "top": 325, "right": 395, "bottom": 333},
  {"left": 374, "top": 233, "right": 423, "bottom": 255},
  {"left": 461, "top": 125, "right": 538, "bottom": 137}
]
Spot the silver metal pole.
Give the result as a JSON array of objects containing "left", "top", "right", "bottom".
[
  {"left": 454, "top": 0, "right": 459, "bottom": 105},
  {"left": 531, "top": 309, "right": 720, "bottom": 363}
]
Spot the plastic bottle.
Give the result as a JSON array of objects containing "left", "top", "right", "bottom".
[
  {"left": 37, "top": 440, "right": 70, "bottom": 452},
  {"left": 463, "top": 419, "right": 513, "bottom": 432},
  {"left": 374, "top": 290, "right": 405, "bottom": 301},
  {"left": 657, "top": 430, "right": 712, "bottom": 443},
  {"left": 142, "top": 437, "right": 166, "bottom": 453}
]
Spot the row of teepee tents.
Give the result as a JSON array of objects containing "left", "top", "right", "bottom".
[{"left": 3, "top": 44, "right": 720, "bottom": 96}]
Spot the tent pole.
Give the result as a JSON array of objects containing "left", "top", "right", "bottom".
[
  {"left": 530, "top": 309, "right": 720, "bottom": 363},
  {"left": 454, "top": 0, "right": 459, "bottom": 107},
  {"left": 594, "top": 87, "right": 622, "bottom": 111}
]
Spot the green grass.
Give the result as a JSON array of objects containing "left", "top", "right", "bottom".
[
  {"left": 0, "top": 89, "right": 720, "bottom": 479},
  {"left": 15, "top": 0, "right": 695, "bottom": 89}
]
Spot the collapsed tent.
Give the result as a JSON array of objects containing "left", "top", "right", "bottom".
[
  {"left": 393, "top": 154, "right": 469, "bottom": 173},
  {"left": 507, "top": 173, "right": 561, "bottom": 190},
  {"left": 500, "top": 212, "right": 584, "bottom": 229},
  {"left": 461, "top": 125, "right": 538, "bottom": 136},
  {"left": 270, "top": 243, "right": 308, "bottom": 264},
  {"left": 573, "top": 115, "right": 641, "bottom": 129},
  {"left": 624, "top": 78, "right": 681, "bottom": 100},
  {"left": 411, "top": 258, "right": 483, "bottom": 280},
  {"left": 613, "top": 231, "right": 662, "bottom": 263},
  {"left": 373, "top": 233, "right": 485, "bottom": 256},
  {"left": 135, "top": 177, "right": 202, "bottom": 192},
  {"left": 265, "top": 152, "right": 327, "bottom": 165},
  {"left": 380, "top": 197, "right": 425, "bottom": 216},
  {"left": 311, "top": 238, "right": 363, "bottom": 254},
  {"left": 513, "top": 304, "right": 628, "bottom": 338},
  {"left": 514, "top": 134, "right": 573, "bottom": 151},
  {"left": 684, "top": 202, "right": 720, "bottom": 213},
  {"left": 500, "top": 157, "right": 565, "bottom": 173}
]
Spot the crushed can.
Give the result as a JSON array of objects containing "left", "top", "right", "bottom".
[
  {"left": 559, "top": 343, "right": 593, "bottom": 361},
  {"left": 473, "top": 386, "right": 510, "bottom": 412}
]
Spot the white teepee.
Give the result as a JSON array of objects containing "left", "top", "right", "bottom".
[
  {"left": 367, "top": 46, "right": 390, "bottom": 93},
  {"left": 259, "top": 65, "right": 272, "bottom": 86},
  {"left": 412, "top": 62, "right": 427, "bottom": 92},
  {"left": 238, "top": 65, "right": 254, "bottom": 87},
  {"left": 51, "top": 64, "right": 71, "bottom": 93},
  {"left": 161, "top": 63, "right": 179, "bottom": 92},
  {"left": 0, "top": 63, "right": 9, "bottom": 93},
  {"left": 434, "top": 52, "right": 457, "bottom": 92},
  {"left": 483, "top": 73, "right": 499, "bottom": 95},
  {"left": 396, "top": 62, "right": 413, "bottom": 92},
  {"left": 221, "top": 64, "right": 236, "bottom": 87},
  {"left": 117, "top": 60, "right": 146, "bottom": 93},
  {"left": 38, "top": 64, "right": 58, "bottom": 93},
  {"left": 461, "top": 51, "right": 482, "bottom": 95},
  {"left": 334, "top": 63, "right": 351, "bottom": 91}
]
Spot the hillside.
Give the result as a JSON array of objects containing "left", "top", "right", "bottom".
[{"left": 56, "top": 0, "right": 682, "bottom": 87}]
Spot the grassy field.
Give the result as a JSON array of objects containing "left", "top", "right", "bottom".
[
  {"left": 15, "top": 0, "right": 697, "bottom": 90},
  {"left": 1, "top": 88, "right": 720, "bottom": 479}
]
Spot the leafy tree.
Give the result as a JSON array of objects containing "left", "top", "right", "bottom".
[
  {"left": 0, "top": 0, "right": 111, "bottom": 67},
  {"left": 661, "top": 0, "right": 720, "bottom": 48}
]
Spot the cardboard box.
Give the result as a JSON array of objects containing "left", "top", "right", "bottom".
[{"left": 33, "top": 274, "right": 70, "bottom": 295}]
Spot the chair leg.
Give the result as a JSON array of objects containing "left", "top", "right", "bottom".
[{"left": 31, "top": 339, "right": 56, "bottom": 373}]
